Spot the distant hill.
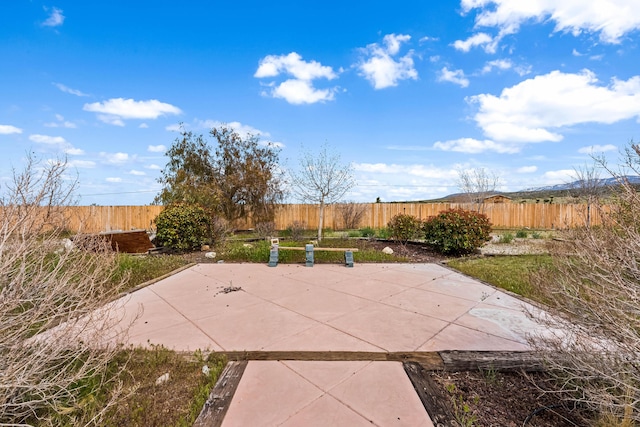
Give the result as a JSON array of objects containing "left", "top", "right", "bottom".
[{"left": 422, "top": 175, "right": 640, "bottom": 203}]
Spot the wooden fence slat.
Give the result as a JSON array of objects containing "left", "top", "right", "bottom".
[{"left": 28, "top": 203, "right": 605, "bottom": 233}]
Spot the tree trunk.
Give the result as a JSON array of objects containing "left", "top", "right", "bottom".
[{"left": 317, "top": 199, "right": 325, "bottom": 242}]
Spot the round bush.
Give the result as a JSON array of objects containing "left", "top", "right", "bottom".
[
  {"left": 154, "top": 203, "right": 211, "bottom": 251},
  {"left": 422, "top": 209, "right": 492, "bottom": 255},
  {"left": 387, "top": 213, "right": 422, "bottom": 245}
]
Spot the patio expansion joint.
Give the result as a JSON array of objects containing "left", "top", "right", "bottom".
[
  {"left": 147, "top": 287, "right": 226, "bottom": 351},
  {"left": 275, "top": 360, "right": 378, "bottom": 426}
]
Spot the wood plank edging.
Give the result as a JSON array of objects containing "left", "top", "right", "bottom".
[{"left": 193, "top": 360, "right": 248, "bottom": 427}]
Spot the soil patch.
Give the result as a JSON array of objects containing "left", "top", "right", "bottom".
[{"left": 429, "top": 369, "right": 592, "bottom": 426}]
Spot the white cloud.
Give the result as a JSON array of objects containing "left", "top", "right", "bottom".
[
  {"left": 100, "top": 152, "right": 130, "bottom": 164},
  {"left": 147, "top": 144, "right": 166, "bottom": 153},
  {"left": 147, "top": 164, "right": 161, "bottom": 170},
  {"left": 255, "top": 52, "right": 338, "bottom": 104},
  {"left": 255, "top": 52, "right": 336, "bottom": 80},
  {"left": 358, "top": 34, "right": 418, "bottom": 89},
  {"left": 139, "top": 123, "right": 149, "bottom": 128},
  {"left": 461, "top": 0, "right": 640, "bottom": 44},
  {"left": 433, "top": 138, "right": 520, "bottom": 153},
  {"left": 481, "top": 59, "right": 512, "bottom": 74},
  {"left": 453, "top": 32, "right": 498, "bottom": 53},
  {"left": 196, "top": 120, "right": 269, "bottom": 137},
  {"left": 543, "top": 169, "right": 577, "bottom": 184},
  {"left": 419, "top": 36, "right": 439, "bottom": 43},
  {"left": 572, "top": 49, "right": 584, "bottom": 57},
  {"left": 0, "top": 125, "right": 22, "bottom": 134},
  {"left": 165, "top": 123, "right": 181, "bottom": 132},
  {"left": 106, "top": 177, "right": 122, "bottom": 183},
  {"left": 271, "top": 79, "right": 336, "bottom": 104},
  {"left": 438, "top": 67, "right": 470, "bottom": 88},
  {"left": 578, "top": 144, "right": 617, "bottom": 153},
  {"left": 29, "top": 134, "right": 66, "bottom": 144},
  {"left": 354, "top": 163, "right": 458, "bottom": 179},
  {"left": 68, "top": 159, "right": 95, "bottom": 168},
  {"left": 42, "top": 7, "right": 64, "bottom": 27},
  {"left": 44, "top": 113, "right": 77, "bottom": 128},
  {"left": 53, "top": 83, "right": 88, "bottom": 97},
  {"left": 29, "top": 134, "right": 84, "bottom": 155},
  {"left": 83, "top": 98, "right": 182, "bottom": 125},
  {"left": 517, "top": 165, "right": 538, "bottom": 173},
  {"left": 129, "top": 170, "right": 146, "bottom": 176},
  {"left": 469, "top": 70, "right": 640, "bottom": 142}
]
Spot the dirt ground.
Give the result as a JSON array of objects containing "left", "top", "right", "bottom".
[{"left": 430, "top": 370, "right": 592, "bottom": 426}]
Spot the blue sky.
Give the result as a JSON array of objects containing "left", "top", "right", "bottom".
[{"left": 1, "top": 0, "right": 639, "bottom": 205}]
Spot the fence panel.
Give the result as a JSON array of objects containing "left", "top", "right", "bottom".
[{"left": 50, "top": 203, "right": 606, "bottom": 233}]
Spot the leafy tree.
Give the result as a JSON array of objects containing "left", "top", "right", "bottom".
[
  {"left": 210, "top": 126, "right": 284, "bottom": 224},
  {"left": 289, "top": 144, "right": 355, "bottom": 241},
  {"left": 155, "top": 125, "right": 285, "bottom": 226},
  {"left": 154, "top": 128, "right": 217, "bottom": 208}
]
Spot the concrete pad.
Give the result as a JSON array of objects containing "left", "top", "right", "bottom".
[
  {"left": 327, "top": 304, "right": 448, "bottom": 352},
  {"left": 262, "top": 324, "right": 383, "bottom": 352},
  {"left": 279, "top": 394, "right": 374, "bottom": 427},
  {"left": 272, "top": 286, "right": 373, "bottom": 322},
  {"left": 128, "top": 321, "right": 222, "bottom": 352},
  {"left": 382, "top": 287, "right": 479, "bottom": 322},
  {"left": 194, "top": 301, "right": 319, "bottom": 350},
  {"left": 454, "top": 304, "right": 544, "bottom": 344},
  {"left": 320, "top": 276, "right": 411, "bottom": 301},
  {"left": 418, "top": 323, "right": 530, "bottom": 351},
  {"left": 329, "top": 361, "right": 434, "bottom": 427},
  {"left": 418, "top": 275, "right": 498, "bottom": 302},
  {"left": 282, "top": 360, "right": 371, "bottom": 392},
  {"left": 370, "top": 267, "right": 434, "bottom": 287},
  {"left": 221, "top": 361, "right": 323, "bottom": 427},
  {"left": 239, "top": 275, "right": 315, "bottom": 300}
]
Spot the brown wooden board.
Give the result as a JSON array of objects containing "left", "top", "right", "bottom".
[
  {"left": 193, "top": 360, "right": 248, "bottom": 427},
  {"left": 403, "top": 362, "right": 454, "bottom": 427},
  {"left": 278, "top": 246, "right": 360, "bottom": 252},
  {"left": 222, "top": 351, "right": 444, "bottom": 369},
  {"left": 439, "top": 350, "right": 545, "bottom": 372},
  {"left": 99, "top": 229, "right": 154, "bottom": 253}
]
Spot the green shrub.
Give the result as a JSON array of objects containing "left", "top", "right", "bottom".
[
  {"left": 376, "top": 227, "right": 391, "bottom": 239},
  {"left": 422, "top": 209, "right": 492, "bottom": 255},
  {"left": 515, "top": 229, "right": 528, "bottom": 238},
  {"left": 284, "top": 221, "right": 306, "bottom": 241},
  {"left": 387, "top": 214, "right": 422, "bottom": 245},
  {"left": 155, "top": 203, "right": 211, "bottom": 251},
  {"left": 499, "top": 232, "right": 514, "bottom": 243},
  {"left": 360, "top": 226, "right": 376, "bottom": 238},
  {"left": 531, "top": 231, "right": 542, "bottom": 239}
]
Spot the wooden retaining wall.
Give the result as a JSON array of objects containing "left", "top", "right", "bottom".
[{"left": 56, "top": 203, "right": 602, "bottom": 233}]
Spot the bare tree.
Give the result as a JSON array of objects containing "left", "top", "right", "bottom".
[
  {"left": 1, "top": 155, "right": 130, "bottom": 425},
  {"left": 336, "top": 201, "right": 367, "bottom": 230},
  {"left": 457, "top": 167, "right": 500, "bottom": 212},
  {"left": 568, "top": 162, "right": 605, "bottom": 227},
  {"left": 530, "top": 143, "right": 640, "bottom": 423},
  {"left": 289, "top": 145, "right": 355, "bottom": 241}
]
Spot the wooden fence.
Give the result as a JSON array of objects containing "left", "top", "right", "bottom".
[{"left": 59, "top": 203, "right": 601, "bottom": 233}]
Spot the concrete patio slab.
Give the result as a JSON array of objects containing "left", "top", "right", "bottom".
[
  {"left": 110, "top": 263, "right": 542, "bottom": 352},
  {"left": 103, "top": 262, "right": 553, "bottom": 426},
  {"left": 222, "top": 361, "right": 434, "bottom": 427}
]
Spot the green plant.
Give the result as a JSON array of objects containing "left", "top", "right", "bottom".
[
  {"left": 498, "top": 232, "right": 514, "bottom": 243},
  {"left": 360, "top": 226, "right": 376, "bottom": 238},
  {"left": 531, "top": 231, "right": 542, "bottom": 239},
  {"left": 284, "top": 220, "right": 307, "bottom": 241},
  {"left": 155, "top": 203, "right": 211, "bottom": 251},
  {"left": 387, "top": 214, "right": 422, "bottom": 246},
  {"left": 516, "top": 229, "right": 529, "bottom": 238},
  {"left": 423, "top": 208, "right": 492, "bottom": 255},
  {"left": 448, "top": 255, "right": 552, "bottom": 298},
  {"left": 445, "top": 383, "right": 478, "bottom": 427},
  {"left": 376, "top": 227, "right": 391, "bottom": 239}
]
